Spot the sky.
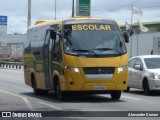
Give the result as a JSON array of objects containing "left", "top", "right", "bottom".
[{"left": 0, "top": 0, "right": 160, "bottom": 34}]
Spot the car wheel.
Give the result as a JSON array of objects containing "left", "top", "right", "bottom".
[
  {"left": 124, "top": 87, "right": 130, "bottom": 92},
  {"left": 143, "top": 80, "right": 150, "bottom": 95},
  {"left": 110, "top": 90, "right": 121, "bottom": 100}
]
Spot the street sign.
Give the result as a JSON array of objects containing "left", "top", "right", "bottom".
[
  {"left": 0, "top": 16, "right": 7, "bottom": 46},
  {"left": 0, "top": 16, "right": 7, "bottom": 25},
  {"left": 76, "top": 0, "right": 91, "bottom": 16}
]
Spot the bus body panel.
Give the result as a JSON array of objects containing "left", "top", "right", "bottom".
[{"left": 24, "top": 53, "right": 47, "bottom": 89}]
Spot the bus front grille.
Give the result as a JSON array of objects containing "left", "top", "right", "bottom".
[{"left": 83, "top": 67, "right": 115, "bottom": 74}]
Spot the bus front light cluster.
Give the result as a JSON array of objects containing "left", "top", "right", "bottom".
[
  {"left": 118, "top": 66, "right": 128, "bottom": 74},
  {"left": 65, "top": 66, "right": 80, "bottom": 73}
]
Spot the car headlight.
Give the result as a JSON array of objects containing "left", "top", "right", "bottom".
[
  {"left": 65, "top": 66, "right": 80, "bottom": 73},
  {"left": 153, "top": 73, "right": 160, "bottom": 80},
  {"left": 118, "top": 66, "right": 128, "bottom": 73}
]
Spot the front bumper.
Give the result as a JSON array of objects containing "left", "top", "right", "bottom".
[
  {"left": 61, "top": 67, "right": 128, "bottom": 92},
  {"left": 82, "top": 83, "right": 127, "bottom": 91},
  {"left": 149, "top": 78, "right": 160, "bottom": 90}
]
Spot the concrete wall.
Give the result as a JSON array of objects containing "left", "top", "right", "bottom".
[
  {"left": 7, "top": 34, "right": 26, "bottom": 43},
  {"left": 126, "top": 32, "right": 160, "bottom": 58}
]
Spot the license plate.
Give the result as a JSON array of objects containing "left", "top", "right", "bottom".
[{"left": 94, "top": 86, "right": 106, "bottom": 90}]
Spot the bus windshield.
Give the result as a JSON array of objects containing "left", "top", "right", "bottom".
[{"left": 64, "top": 23, "right": 127, "bottom": 57}]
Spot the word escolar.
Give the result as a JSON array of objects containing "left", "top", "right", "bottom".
[{"left": 72, "top": 24, "right": 111, "bottom": 31}]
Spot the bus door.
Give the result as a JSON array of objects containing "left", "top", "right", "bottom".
[
  {"left": 48, "top": 34, "right": 54, "bottom": 89},
  {"left": 43, "top": 25, "right": 58, "bottom": 90},
  {"left": 44, "top": 30, "right": 56, "bottom": 89}
]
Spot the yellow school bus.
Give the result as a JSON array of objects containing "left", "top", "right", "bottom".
[{"left": 24, "top": 16, "right": 130, "bottom": 100}]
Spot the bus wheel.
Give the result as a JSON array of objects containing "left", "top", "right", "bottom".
[
  {"left": 110, "top": 90, "right": 121, "bottom": 100},
  {"left": 55, "top": 81, "right": 67, "bottom": 101},
  {"left": 33, "top": 79, "right": 41, "bottom": 95}
]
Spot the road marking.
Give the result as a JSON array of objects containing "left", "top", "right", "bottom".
[
  {"left": 122, "top": 95, "right": 141, "bottom": 100},
  {"left": 0, "top": 89, "right": 34, "bottom": 110},
  {"left": 39, "top": 102, "right": 63, "bottom": 110}
]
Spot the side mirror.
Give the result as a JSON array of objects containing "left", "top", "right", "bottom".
[
  {"left": 130, "top": 29, "right": 134, "bottom": 36},
  {"left": 123, "top": 32, "right": 129, "bottom": 43},
  {"left": 134, "top": 64, "right": 142, "bottom": 70},
  {"left": 50, "top": 30, "right": 57, "bottom": 40}
]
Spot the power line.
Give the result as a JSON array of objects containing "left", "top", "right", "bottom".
[
  {"left": 141, "top": 4, "right": 160, "bottom": 9},
  {"left": 92, "top": 3, "right": 160, "bottom": 14},
  {"left": 2, "top": 0, "right": 18, "bottom": 15},
  {"left": 91, "top": 0, "right": 143, "bottom": 12},
  {"left": 0, "top": 0, "right": 11, "bottom": 14},
  {"left": 109, "top": 0, "right": 143, "bottom": 12},
  {"left": 0, "top": 0, "right": 19, "bottom": 15},
  {"left": 8, "top": 0, "right": 23, "bottom": 16}
]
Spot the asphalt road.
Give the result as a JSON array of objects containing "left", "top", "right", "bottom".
[{"left": 0, "top": 68, "right": 160, "bottom": 120}]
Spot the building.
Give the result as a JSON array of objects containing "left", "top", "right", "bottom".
[
  {"left": 0, "top": 34, "right": 26, "bottom": 61},
  {"left": 7, "top": 34, "right": 26, "bottom": 44},
  {"left": 120, "top": 21, "right": 160, "bottom": 58}
]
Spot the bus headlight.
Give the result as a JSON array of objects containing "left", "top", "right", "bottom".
[
  {"left": 118, "top": 66, "right": 128, "bottom": 74},
  {"left": 65, "top": 66, "right": 80, "bottom": 73},
  {"left": 153, "top": 73, "right": 160, "bottom": 80}
]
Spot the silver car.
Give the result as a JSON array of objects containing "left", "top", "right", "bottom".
[{"left": 127, "top": 55, "right": 160, "bottom": 95}]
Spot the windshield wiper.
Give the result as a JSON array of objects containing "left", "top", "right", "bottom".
[
  {"left": 72, "top": 49, "right": 97, "bottom": 56},
  {"left": 94, "top": 48, "right": 122, "bottom": 55}
]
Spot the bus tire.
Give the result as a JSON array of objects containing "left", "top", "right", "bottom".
[
  {"left": 55, "top": 80, "right": 67, "bottom": 101},
  {"left": 110, "top": 90, "right": 121, "bottom": 100}
]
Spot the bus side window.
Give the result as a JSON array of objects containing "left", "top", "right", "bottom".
[
  {"left": 50, "top": 24, "right": 62, "bottom": 62},
  {"left": 25, "top": 30, "right": 32, "bottom": 53},
  {"left": 54, "top": 35, "right": 62, "bottom": 62}
]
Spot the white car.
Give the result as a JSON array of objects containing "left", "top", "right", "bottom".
[{"left": 127, "top": 55, "right": 160, "bottom": 95}]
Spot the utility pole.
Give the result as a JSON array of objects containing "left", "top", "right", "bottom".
[
  {"left": 28, "top": 0, "right": 31, "bottom": 28},
  {"left": 55, "top": 0, "right": 56, "bottom": 20},
  {"left": 130, "top": 5, "right": 133, "bottom": 58},
  {"left": 72, "top": 0, "right": 74, "bottom": 17}
]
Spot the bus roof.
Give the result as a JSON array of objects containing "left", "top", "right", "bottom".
[
  {"left": 28, "top": 19, "right": 60, "bottom": 29},
  {"left": 29, "top": 16, "right": 116, "bottom": 29},
  {"left": 63, "top": 16, "right": 116, "bottom": 25}
]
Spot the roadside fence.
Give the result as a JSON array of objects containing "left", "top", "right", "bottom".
[{"left": 0, "top": 62, "right": 23, "bottom": 70}]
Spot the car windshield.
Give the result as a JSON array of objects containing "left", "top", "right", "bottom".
[
  {"left": 63, "top": 23, "right": 127, "bottom": 57},
  {"left": 144, "top": 58, "right": 160, "bottom": 69}
]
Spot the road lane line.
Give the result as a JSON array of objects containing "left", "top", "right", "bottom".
[
  {"left": 22, "top": 97, "right": 34, "bottom": 111},
  {"left": 122, "top": 95, "right": 141, "bottom": 100},
  {"left": 0, "top": 89, "right": 34, "bottom": 111},
  {"left": 39, "top": 102, "right": 63, "bottom": 110}
]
